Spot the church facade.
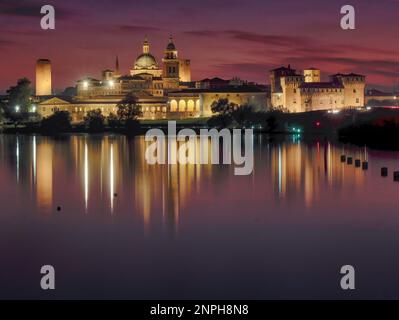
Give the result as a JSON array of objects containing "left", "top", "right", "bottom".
[{"left": 38, "top": 37, "right": 268, "bottom": 121}]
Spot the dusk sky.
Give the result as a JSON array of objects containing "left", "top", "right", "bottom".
[{"left": 1, "top": 0, "right": 399, "bottom": 92}]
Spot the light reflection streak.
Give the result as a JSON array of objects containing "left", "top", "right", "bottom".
[
  {"left": 84, "top": 142, "right": 89, "bottom": 211},
  {"left": 32, "top": 136, "right": 36, "bottom": 182},
  {"left": 110, "top": 143, "right": 114, "bottom": 213},
  {"left": 16, "top": 136, "right": 19, "bottom": 182}
]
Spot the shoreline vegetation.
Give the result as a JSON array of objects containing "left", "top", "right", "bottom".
[
  {"left": 1, "top": 81, "right": 399, "bottom": 149},
  {"left": 2, "top": 107, "right": 399, "bottom": 149}
]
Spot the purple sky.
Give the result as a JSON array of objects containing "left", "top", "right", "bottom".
[{"left": 1, "top": 0, "right": 399, "bottom": 92}]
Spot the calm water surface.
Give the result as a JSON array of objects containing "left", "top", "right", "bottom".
[{"left": 1, "top": 133, "right": 399, "bottom": 299}]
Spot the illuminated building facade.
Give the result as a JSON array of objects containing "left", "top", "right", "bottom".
[
  {"left": 270, "top": 66, "right": 366, "bottom": 112},
  {"left": 37, "top": 37, "right": 268, "bottom": 121}
]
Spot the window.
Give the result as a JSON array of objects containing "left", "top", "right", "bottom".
[
  {"left": 353, "top": 89, "right": 357, "bottom": 93},
  {"left": 356, "top": 98, "right": 359, "bottom": 103}
]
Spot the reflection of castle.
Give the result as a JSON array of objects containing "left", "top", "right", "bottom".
[
  {"left": 270, "top": 65, "right": 366, "bottom": 112},
  {"left": 269, "top": 140, "right": 366, "bottom": 206},
  {"left": 37, "top": 37, "right": 268, "bottom": 121}
]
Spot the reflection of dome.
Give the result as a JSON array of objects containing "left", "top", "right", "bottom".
[{"left": 134, "top": 53, "right": 158, "bottom": 69}]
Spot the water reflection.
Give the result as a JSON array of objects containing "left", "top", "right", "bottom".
[
  {"left": 0, "top": 134, "right": 371, "bottom": 230},
  {"left": 270, "top": 140, "right": 366, "bottom": 207}
]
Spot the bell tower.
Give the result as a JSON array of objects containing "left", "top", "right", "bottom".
[{"left": 162, "top": 36, "right": 179, "bottom": 79}]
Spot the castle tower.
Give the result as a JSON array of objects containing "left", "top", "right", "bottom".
[
  {"left": 280, "top": 75, "right": 304, "bottom": 112},
  {"left": 269, "top": 65, "right": 297, "bottom": 108},
  {"left": 162, "top": 36, "right": 179, "bottom": 79},
  {"left": 304, "top": 68, "right": 320, "bottom": 83},
  {"left": 331, "top": 73, "right": 366, "bottom": 108},
  {"left": 36, "top": 59, "right": 52, "bottom": 96}
]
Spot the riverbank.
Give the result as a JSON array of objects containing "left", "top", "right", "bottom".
[{"left": 2, "top": 108, "right": 399, "bottom": 150}]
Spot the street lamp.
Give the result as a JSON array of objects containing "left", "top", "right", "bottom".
[
  {"left": 15, "top": 105, "right": 20, "bottom": 113},
  {"left": 31, "top": 104, "right": 37, "bottom": 113}
]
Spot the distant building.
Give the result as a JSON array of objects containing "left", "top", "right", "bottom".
[
  {"left": 36, "top": 59, "right": 52, "bottom": 96},
  {"left": 270, "top": 66, "right": 366, "bottom": 112},
  {"left": 365, "top": 89, "right": 398, "bottom": 106},
  {"left": 168, "top": 85, "right": 267, "bottom": 118},
  {"left": 38, "top": 37, "right": 267, "bottom": 121}
]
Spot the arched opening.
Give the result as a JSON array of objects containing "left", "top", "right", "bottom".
[
  {"left": 178, "top": 100, "right": 186, "bottom": 112},
  {"left": 170, "top": 100, "right": 178, "bottom": 112},
  {"left": 187, "top": 100, "right": 195, "bottom": 112}
]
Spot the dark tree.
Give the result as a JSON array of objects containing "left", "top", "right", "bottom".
[
  {"left": 41, "top": 111, "right": 72, "bottom": 134},
  {"left": 116, "top": 93, "right": 143, "bottom": 134},
  {"left": 207, "top": 113, "right": 232, "bottom": 128},
  {"left": 6, "top": 78, "right": 32, "bottom": 114},
  {"left": 266, "top": 114, "right": 278, "bottom": 133},
  {"left": 210, "top": 98, "right": 238, "bottom": 115},
  {"left": 4, "top": 78, "right": 33, "bottom": 123},
  {"left": 62, "top": 87, "right": 77, "bottom": 98},
  {"left": 231, "top": 104, "right": 253, "bottom": 128},
  {"left": 107, "top": 112, "right": 120, "bottom": 129},
  {"left": 117, "top": 93, "right": 143, "bottom": 122},
  {"left": 84, "top": 109, "right": 105, "bottom": 132}
]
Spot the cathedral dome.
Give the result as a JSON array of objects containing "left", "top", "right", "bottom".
[{"left": 134, "top": 53, "right": 157, "bottom": 69}]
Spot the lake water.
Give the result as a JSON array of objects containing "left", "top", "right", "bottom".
[{"left": 1, "top": 133, "right": 399, "bottom": 299}]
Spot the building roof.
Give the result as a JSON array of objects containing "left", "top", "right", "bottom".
[
  {"left": 118, "top": 75, "right": 145, "bottom": 81},
  {"left": 199, "top": 77, "right": 228, "bottom": 83},
  {"left": 169, "top": 85, "right": 266, "bottom": 94},
  {"left": 331, "top": 73, "right": 365, "bottom": 78},
  {"left": 270, "top": 65, "right": 295, "bottom": 72},
  {"left": 299, "top": 82, "right": 344, "bottom": 89},
  {"left": 77, "top": 77, "right": 100, "bottom": 83},
  {"left": 366, "top": 89, "right": 393, "bottom": 97},
  {"left": 39, "top": 96, "right": 74, "bottom": 105}
]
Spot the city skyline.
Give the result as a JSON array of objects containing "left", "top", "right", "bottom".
[{"left": 1, "top": 0, "right": 399, "bottom": 92}]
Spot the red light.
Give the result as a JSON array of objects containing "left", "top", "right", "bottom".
[{"left": 316, "top": 121, "right": 321, "bottom": 127}]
